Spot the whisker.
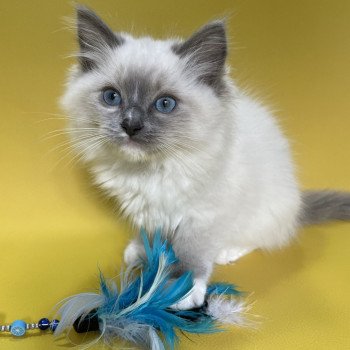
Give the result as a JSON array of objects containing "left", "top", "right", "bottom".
[
  {"left": 46, "top": 134, "right": 104, "bottom": 155},
  {"left": 155, "top": 139, "right": 209, "bottom": 177},
  {"left": 24, "top": 111, "right": 92, "bottom": 124},
  {"left": 156, "top": 143, "right": 200, "bottom": 177},
  {"left": 65, "top": 138, "right": 109, "bottom": 169},
  {"left": 50, "top": 135, "right": 108, "bottom": 170},
  {"left": 41, "top": 128, "right": 99, "bottom": 141}
]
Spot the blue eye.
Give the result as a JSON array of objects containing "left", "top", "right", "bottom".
[
  {"left": 102, "top": 89, "right": 122, "bottom": 106},
  {"left": 155, "top": 96, "right": 176, "bottom": 113}
]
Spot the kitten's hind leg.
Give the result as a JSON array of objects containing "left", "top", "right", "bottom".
[{"left": 215, "top": 247, "right": 254, "bottom": 265}]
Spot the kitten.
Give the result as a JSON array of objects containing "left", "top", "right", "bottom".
[{"left": 61, "top": 6, "right": 350, "bottom": 310}]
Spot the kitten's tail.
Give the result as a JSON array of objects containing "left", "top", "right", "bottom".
[{"left": 300, "top": 190, "right": 350, "bottom": 226}]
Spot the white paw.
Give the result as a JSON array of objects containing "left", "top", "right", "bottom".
[
  {"left": 215, "top": 247, "right": 253, "bottom": 265},
  {"left": 171, "top": 278, "right": 207, "bottom": 310},
  {"left": 124, "top": 240, "right": 143, "bottom": 266}
]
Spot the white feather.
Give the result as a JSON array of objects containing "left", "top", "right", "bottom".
[
  {"left": 54, "top": 293, "right": 104, "bottom": 336},
  {"left": 206, "top": 295, "right": 250, "bottom": 326}
]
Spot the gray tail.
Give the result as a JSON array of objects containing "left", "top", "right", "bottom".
[{"left": 300, "top": 190, "right": 350, "bottom": 226}]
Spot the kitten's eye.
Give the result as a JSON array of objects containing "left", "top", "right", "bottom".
[
  {"left": 155, "top": 96, "right": 176, "bottom": 113},
  {"left": 102, "top": 89, "right": 122, "bottom": 106}
]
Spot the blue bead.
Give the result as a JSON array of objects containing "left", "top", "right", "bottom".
[
  {"left": 50, "top": 319, "right": 59, "bottom": 332},
  {"left": 38, "top": 318, "right": 50, "bottom": 330},
  {"left": 10, "top": 320, "right": 26, "bottom": 337}
]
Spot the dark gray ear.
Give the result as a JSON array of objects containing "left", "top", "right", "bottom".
[
  {"left": 76, "top": 6, "right": 123, "bottom": 71},
  {"left": 173, "top": 21, "right": 227, "bottom": 89}
]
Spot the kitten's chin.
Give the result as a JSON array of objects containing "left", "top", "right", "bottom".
[{"left": 118, "top": 140, "right": 151, "bottom": 163}]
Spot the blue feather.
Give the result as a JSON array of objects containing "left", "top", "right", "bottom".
[
  {"left": 56, "top": 229, "right": 246, "bottom": 350},
  {"left": 207, "top": 283, "right": 242, "bottom": 296},
  {"left": 96, "top": 230, "right": 222, "bottom": 348}
]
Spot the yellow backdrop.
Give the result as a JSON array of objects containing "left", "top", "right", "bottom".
[{"left": 0, "top": 0, "right": 349, "bottom": 349}]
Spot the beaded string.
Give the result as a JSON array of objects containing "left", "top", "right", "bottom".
[{"left": 0, "top": 318, "right": 59, "bottom": 337}]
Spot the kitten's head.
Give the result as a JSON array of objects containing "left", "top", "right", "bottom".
[{"left": 61, "top": 6, "right": 232, "bottom": 163}]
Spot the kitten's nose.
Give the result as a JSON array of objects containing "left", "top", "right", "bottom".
[{"left": 120, "top": 107, "right": 144, "bottom": 137}]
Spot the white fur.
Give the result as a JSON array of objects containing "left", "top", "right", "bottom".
[
  {"left": 77, "top": 91, "right": 301, "bottom": 250},
  {"left": 172, "top": 278, "right": 207, "bottom": 310},
  {"left": 215, "top": 247, "right": 254, "bottom": 265},
  {"left": 61, "top": 29, "right": 301, "bottom": 310}
]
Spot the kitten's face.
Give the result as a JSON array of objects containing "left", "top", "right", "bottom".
[{"left": 61, "top": 6, "right": 228, "bottom": 163}]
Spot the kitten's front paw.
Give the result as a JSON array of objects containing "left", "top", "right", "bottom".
[
  {"left": 124, "top": 240, "right": 144, "bottom": 266},
  {"left": 171, "top": 278, "right": 207, "bottom": 310}
]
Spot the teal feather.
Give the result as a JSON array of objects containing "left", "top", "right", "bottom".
[
  {"left": 207, "top": 282, "right": 242, "bottom": 296},
  {"left": 56, "top": 229, "right": 246, "bottom": 350}
]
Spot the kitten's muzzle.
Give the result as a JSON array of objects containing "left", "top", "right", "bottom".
[{"left": 121, "top": 106, "right": 144, "bottom": 137}]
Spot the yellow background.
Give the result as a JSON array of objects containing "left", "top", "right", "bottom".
[{"left": 1, "top": 0, "right": 349, "bottom": 349}]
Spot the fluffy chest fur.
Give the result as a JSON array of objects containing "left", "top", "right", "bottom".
[{"left": 93, "top": 159, "right": 198, "bottom": 234}]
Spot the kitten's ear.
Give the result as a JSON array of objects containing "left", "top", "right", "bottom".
[
  {"left": 173, "top": 21, "right": 227, "bottom": 90},
  {"left": 76, "top": 6, "right": 123, "bottom": 71}
]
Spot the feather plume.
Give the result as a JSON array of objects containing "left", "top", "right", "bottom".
[{"left": 55, "top": 229, "right": 249, "bottom": 349}]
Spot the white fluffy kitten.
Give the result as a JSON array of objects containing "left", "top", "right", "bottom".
[{"left": 61, "top": 6, "right": 350, "bottom": 310}]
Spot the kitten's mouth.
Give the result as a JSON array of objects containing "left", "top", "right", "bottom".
[{"left": 122, "top": 137, "right": 143, "bottom": 149}]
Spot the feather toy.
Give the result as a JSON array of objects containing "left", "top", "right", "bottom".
[{"left": 55, "top": 229, "right": 248, "bottom": 349}]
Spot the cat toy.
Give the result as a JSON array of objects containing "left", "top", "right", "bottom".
[{"left": 1, "top": 230, "right": 248, "bottom": 350}]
